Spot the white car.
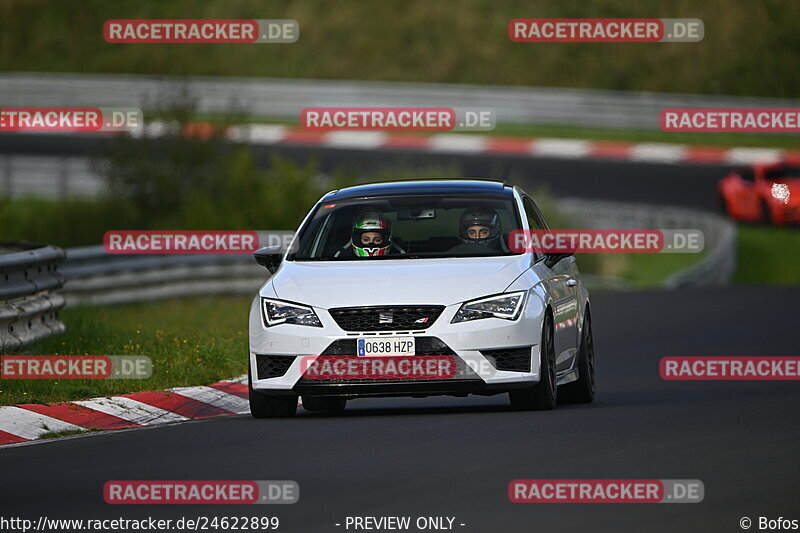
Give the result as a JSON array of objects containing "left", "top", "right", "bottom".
[{"left": 248, "top": 180, "right": 595, "bottom": 417}]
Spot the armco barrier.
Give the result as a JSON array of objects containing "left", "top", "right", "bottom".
[
  {"left": 557, "top": 198, "right": 737, "bottom": 288},
  {"left": 0, "top": 200, "right": 735, "bottom": 352},
  {"left": 57, "top": 202, "right": 735, "bottom": 308},
  {"left": 2, "top": 72, "right": 799, "bottom": 129},
  {"left": 0, "top": 242, "right": 66, "bottom": 353},
  {"left": 60, "top": 231, "right": 293, "bottom": 306}
]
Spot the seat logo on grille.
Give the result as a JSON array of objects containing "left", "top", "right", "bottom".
[{"left": 378, "top": 312, "right": 394, "bottom": 324}]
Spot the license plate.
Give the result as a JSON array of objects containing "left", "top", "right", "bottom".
[{"left": 357, "top": 337, "right": 416, "bottom": 357}]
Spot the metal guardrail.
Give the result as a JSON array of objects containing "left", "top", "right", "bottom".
[
  {"left": 558, "top": 198, "right": 737, "bottom": 289},
  {"left": 3, "top": 72, "right": 800, "bottom": 129},
  {"left": 663, "top": 219, "right": 737, "bottom": 289},
  {"left": 0, "top": 155, "right": 102, "bottom": 199},
  {"left": 61, "top": 232, "right": 293, "bottom": 306},
  {"left": 0, "top": 242, "right": 66, "bottom": 353},
  {"left": 0, "top": 201, "right": 735, "bottom": 352},
  {"left": 56, "top": 201, "right": 736, "bottom": 309}
]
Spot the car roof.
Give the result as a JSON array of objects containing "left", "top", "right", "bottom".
[{"left": 322, "top": 179, "right": 512, "bottom": 201}]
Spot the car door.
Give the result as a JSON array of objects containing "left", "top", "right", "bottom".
[
  {"left": 728, "top": 167, "right": 761, "bottom": 220},
  {"left": 521, "top": 195, "right": 580, "bottom": 374}
]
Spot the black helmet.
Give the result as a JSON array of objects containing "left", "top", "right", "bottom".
[{"left": 459, "top": 207, "right": 501, "bottom": 249}]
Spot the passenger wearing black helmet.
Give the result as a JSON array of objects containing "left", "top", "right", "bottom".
[{"left": 448, "top": 206, "right": 507, "bottom": 253}]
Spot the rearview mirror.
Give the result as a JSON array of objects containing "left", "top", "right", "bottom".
[{"left": 253, "top": 245, "right": 283, "bottom": 274}]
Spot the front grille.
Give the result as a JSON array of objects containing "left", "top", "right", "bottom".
[
  {"left": 481, "top": 347, "right": 531, "bottom": 372},
  {"left": 329, "top": 306, "right": 444, "bottom": 332},
  {"left": 255, "top": 354, "right": 296, "bottom": 379}
]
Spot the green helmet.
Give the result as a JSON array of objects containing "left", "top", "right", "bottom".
[{"left": 352, "top": 210, "right": 392, "bottom": 257}]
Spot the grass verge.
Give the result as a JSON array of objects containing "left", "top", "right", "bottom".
[
  {"left": 734, "top": 225, "right": 800, "bottom": 284},
  {"left": 1, "top": 0, "right": 798, "bottom": 98},
  {"left": 0, "top": 296, "right": 251, "bottom": 406},
  {"left": 2, "top": 225, "right": 796, "bottom": 407}
]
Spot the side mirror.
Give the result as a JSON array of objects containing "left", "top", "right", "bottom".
[
  {"left": 253, "top": 245, "right": 283, "bottom": 274},
  {"left": 544, "top": 252, "right": 573, "bottom": 269}
]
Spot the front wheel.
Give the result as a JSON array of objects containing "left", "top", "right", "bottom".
[
  {"left": 509, "top": 313, "right": 557, "bottom": 411},
  {"left": 248, "top": 366, "right": 298, "bottom": 418},
  {"left": 559, "top": 310, "right": 596, "bottom": 404}
]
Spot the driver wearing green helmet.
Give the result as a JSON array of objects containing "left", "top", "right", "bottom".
[{"left": 335, "top": 210, "right": 405, "bottom": 257}]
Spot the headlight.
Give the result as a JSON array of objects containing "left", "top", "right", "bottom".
[
  {"left": 262, "top": 298, "right": 322, "bottom": 327},
  {"left": 451, "top": 291, "right": 526, "bottom": 323}
]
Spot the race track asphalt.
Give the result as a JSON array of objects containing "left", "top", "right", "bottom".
[{"left": 2, "top": 286, "right": 798, "bottom": 532}]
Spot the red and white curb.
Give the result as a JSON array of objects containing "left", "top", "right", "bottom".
[
  {"left": 0, "top": 375, "right": 263, "bottom": 446},
  {"left": 23, "top": 122, "right": 800, "bottom": 166},
  {"left": 220, "top": 124, "right": 800, "bottom": 166}
]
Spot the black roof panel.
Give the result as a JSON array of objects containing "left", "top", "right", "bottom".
[{"left": 324, "top": 179, "right": 511, "bottom": 201}]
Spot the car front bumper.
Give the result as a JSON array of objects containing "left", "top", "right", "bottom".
[{"left": 248, "top": 293, "right": 546, "bottom": 398}]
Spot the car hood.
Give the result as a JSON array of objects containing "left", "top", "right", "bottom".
[{"left": 268, "top": 255, "right": 531, "bottom": 309}]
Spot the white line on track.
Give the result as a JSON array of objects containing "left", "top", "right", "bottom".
[
  {"left": 725, "top": 147, "right": 784, "bottom": 165},
  {"left": 228, "top": 124, "right": 288, "bottom": 144},
  {"left": 428, "top": 134, "right": 488, "bottom": 153},
  {"left": 630, "top": 143, "right": 688, "bottom": 163},
  {"left": 324, "top": 131, "right": 388, "bottom": 149},
  {"left": 531, "top": 138, "right": 591, "bottom": 158}
]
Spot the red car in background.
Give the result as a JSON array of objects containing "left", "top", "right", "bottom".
[{"left": 718, "top": 161, "right": 800, "bottom": 225}]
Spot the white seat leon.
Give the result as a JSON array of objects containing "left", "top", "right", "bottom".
[{"left": 248, "top": 180, "right": 595, "bottom": 417}]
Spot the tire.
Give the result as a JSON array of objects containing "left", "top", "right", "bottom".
[
  {"left": 301, "top": 395, "right": 347, "bottom": 413},
  {"left": 509, "top": 313, "right": 557, "bottom": 411},
  {"left": 248, "top": 366, "right": 298, "bottom": 418},
  {"left": 559, "top": 310, "right": 596, "bottom": 404}
]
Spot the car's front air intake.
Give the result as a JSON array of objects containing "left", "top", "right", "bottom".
[
  {"left": 255, "top": 354, "right": 297, "bottom": 379},
  {"left": 481, "top": 347, "right": 532, "bottom": 372}
]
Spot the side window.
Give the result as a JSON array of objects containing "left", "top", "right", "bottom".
[
  {"left": 521, "top": 196, "right": 546, "bottom": 261},
  {"left": 522, "top": 196, "right": 546, "bottom": 230}
]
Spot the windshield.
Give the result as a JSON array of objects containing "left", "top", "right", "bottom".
[
  {"left": 765, "top": 165, "right": 800, "bottom": 182},
  {"left": 288, "top": 194, "right": 523, "bottom": 261}
]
